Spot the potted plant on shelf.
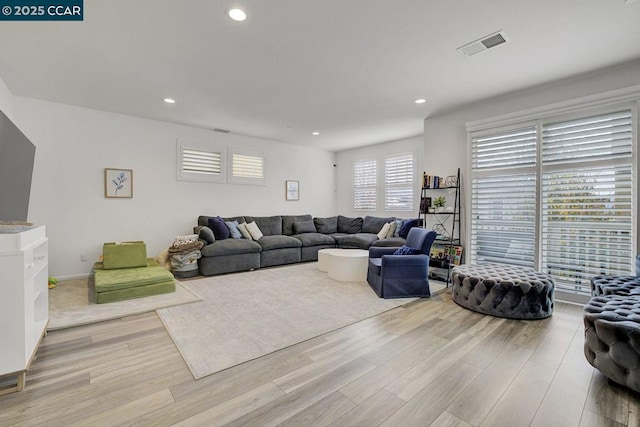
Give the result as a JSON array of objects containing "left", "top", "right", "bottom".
[{"left": 433, "top": 196, "right": 446, "bottom": 213}]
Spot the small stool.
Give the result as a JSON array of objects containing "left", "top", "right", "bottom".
[{"left": 451, "top": 264, "right": 555, "bottom": 320}]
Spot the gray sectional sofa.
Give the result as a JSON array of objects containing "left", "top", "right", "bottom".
[{"left": 195, "top": 214, "right": 414, "bottom": 276}]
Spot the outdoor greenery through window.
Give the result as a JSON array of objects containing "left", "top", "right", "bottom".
[{"left": 470, "top": 107, "right": 635, "bottom": 296}]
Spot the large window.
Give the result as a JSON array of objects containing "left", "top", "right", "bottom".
[
  {"left": 353, "top": 159, "right": 377, "bottom": 211},
  {"left": 470, "top": 107, "right": 635, "bottom": 296},
  {"left": 384, "top": 152, "right": 414, "bottom": 211}
]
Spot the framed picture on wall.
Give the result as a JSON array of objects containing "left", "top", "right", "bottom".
[
  {"left": 105, "top": 168, "right": 133, "bottom": 198},
  {"left": 286, "top": 180, "right": 299, "bottom": 201}
]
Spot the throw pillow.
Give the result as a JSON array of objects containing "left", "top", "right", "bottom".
[
  {"left": 225, "top": 220, "right": 242, "bottom": 239},
  {"left": 208, "top": 216, "right": 230, "bottom": 240},
  {"left": 377, "top": 222, "right": 391, "bottom": 240},
  {"left": 246, "top": 221, "right": 264, "bottom": 240},
  {"left": 386, "top": 222, "right": 397, "bottom": 238},
  {"left": 293, "top": 220, "right": 317, "bottom": 234},
  {"left": 394, "top": 219, "right": 404, "bottom": 237},
  {"left": 237, "top": 222, "right": 253, "bottom": 240},
  {"left": 399, "top": 218, "right": 420, "bottom": 239},
  {"left": 314, "top": 216, "right": 338, "bottom": 234},
  {"left": 194, "top": 225, "right": 215, "bottom": 244},
  {"left": 393, "top": 245, "right": 422, "bottom": 255}
]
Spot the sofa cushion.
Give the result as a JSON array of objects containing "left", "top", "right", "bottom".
[
  {"left": 363, "top": 216, "right": 395, "bottom": 234},
  {"left": 338, "top": 215, "right": 363, "bottom": 234},
  {"left": 314, "top": 216, "right": 338, "bottom": 234},
  {"left": 386, "top": 222, "right": 397, "bottom": 238},
  {"left": 292, "top": 232, "right": 336, "bottom": 247},
  {"left": 371, "top": 237, "right": 406, "bottom": 247},
  {"left": 246, "top": 221, "right": 264, "bottom": 240},
  {"left": 335, "top": 233, "right": 378, "bottom": 250},
  {"left": 377, "top": 223, "right": 391, "bottom": 239},
  {"left": 201, "top": 239, "right": 262, "bottom": 257},
  {"left": 198, "top": 215, "right": 245, "bottom": 227},
  {"left": 282, "top": 214, "right": 313, "bottom": 235},
  {"left": 208, "top": 216, "right": 230, "bottom": 240},
  {"left": 245, "top": 216, "right": 282, "bottom": 236},
  {"left": 293, "top": 220, "right": 317, "bottom": 234},
  {"left": 257, "top": 235, "right": 302, "bottom": 251}
]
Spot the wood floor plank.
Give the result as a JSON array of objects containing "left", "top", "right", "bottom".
[
  {"left": 431, "top": 411, "right": 474, "bottom": 427},
  {"left": 579, "top": 410, "right": 626, "bottom": 427},
  {"left": 327, "top": 389, "right": 405, "bottom": 427},
  {"left": 584, "top": 370, "right": 630, "bottom": 425},
  {"left": 276, "top": 391, "right": 356, "bottom": 427},
  {"left": 380, "top": 362, "right": 482, "bottom": 427}
]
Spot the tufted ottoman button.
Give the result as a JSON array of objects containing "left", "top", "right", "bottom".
[{"left": 451, "top": 264, "right": 554, "bottom": 320}]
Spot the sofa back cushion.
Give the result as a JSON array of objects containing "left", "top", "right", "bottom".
[
  {"left": 282, "top": 214, "right": 313, "bottom": 235},
  {"left": 293, "top": 220, "right": 317, "bottom": 234},
  {"left": 338, "top": 215, "right": 363, "bottom": 234},
  {"left": 314, "top": 216, "right": 338, "bottom": 234},
  {"left": 362, "top": 216, "right": 395, "bottom": 234},
  {"left": 244, "top": 216, "right": 282, "bottom": 236}
]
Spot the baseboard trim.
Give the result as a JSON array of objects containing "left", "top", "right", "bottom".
[{"left": 56, "top": 273, "right": 91, "bottom": 281}]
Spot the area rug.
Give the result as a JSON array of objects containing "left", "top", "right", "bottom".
[
  {"left": 48, "top": 278, "right": 202, "bottom": 330},
  {"left": 157, "top": 262, "right": 431, "bottom": 380}
]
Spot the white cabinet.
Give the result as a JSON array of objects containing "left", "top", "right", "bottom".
[{"left": 0, "top": 225, "right": 48, "bottom": 395}]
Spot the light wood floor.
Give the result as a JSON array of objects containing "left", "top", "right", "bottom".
[{"left": 1, "top": 292, "right": 639, "bottom": 426}]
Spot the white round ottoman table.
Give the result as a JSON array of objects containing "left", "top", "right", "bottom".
[{"left": 318, "top": 249, "right": 369, "bottom": 282}]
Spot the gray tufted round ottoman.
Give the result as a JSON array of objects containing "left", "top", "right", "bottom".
[
  {"left": 591, "top": 275, "right": 640, "bottom": 297},
  {"left": 451, "top": 264, "right": 555, "bottom": 320},
  {"left": 583, "top": 296, "right": 640, "bottom": 393}
]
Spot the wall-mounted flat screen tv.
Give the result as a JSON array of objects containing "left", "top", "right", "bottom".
[{"left": 0, "top": 110, "right": 36, "bottom": 222}]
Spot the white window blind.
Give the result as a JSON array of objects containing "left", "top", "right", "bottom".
[
  {"left": 229, "top": 151, "right": 265, "bottom": 184},
  {"left": 177, "top": 140, "right": 226, "bottom": 183},
  {"left": 470, "top": 126, "right": 537, "bottom": 268},
  {"left": 541, "top": 110, "right": 634, "bottom": 293},
  {"left": 354, "top": 159, "right": 377, "bottom": 211},
  {"left": 384, "top": 152, "right": 414, "bottom": 211}
]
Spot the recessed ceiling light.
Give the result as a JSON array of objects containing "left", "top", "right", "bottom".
[
  {"left": 227, "top": 8, "right": 247, "bottom": 21},
  {"left": 163, "top": 98, "right": 176, "bottom": 104},
  {"left": 312, "top": 132, "right": 320, "bottom": 136},
  {"left": 414, "top": 99, "right": 426, "bottom": 104}
]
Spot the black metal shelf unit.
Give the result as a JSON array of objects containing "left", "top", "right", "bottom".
[{"left": 419, "top": 168, "right": 461, "bottom": 286}]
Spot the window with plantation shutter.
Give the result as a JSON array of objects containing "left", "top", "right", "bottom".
[
  {"left": 541, "top": 110, "right": 633, "bottom": 294},
  {"left": 470, "top": 126, "right": 537, "bottom": 268},
  {"left": 384, "top": 152, "right": 414, "bottom": 211},
  {"left": 469, "top": 106, "right": 635, "bottom": 298},
  {"left": 229, "top": 150, "right": 265, "bottom": 185},
  {"left": 354, "top": 159, "right": 376, "bottom": 211},
  {"left": 177, "top": 139, "right": 226, "bottom": 183}
]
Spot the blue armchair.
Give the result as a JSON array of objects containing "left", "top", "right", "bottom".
[{"left": 367, "top": 228, "right": 438, "bottom": 298}]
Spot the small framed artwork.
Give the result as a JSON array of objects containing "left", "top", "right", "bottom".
[
  {"left": 286, "top": 180, "right": 299, "bottom": 201},
  {"left": 105, "top": 168, "right": 133, "bottom": 198}
]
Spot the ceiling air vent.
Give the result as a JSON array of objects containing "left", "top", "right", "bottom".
[
  {"left": 457, "top": 31, "right": 508, "bottom": 57},
  {"left": 213, "top": 128, "right": 231, "bottom": 133}
]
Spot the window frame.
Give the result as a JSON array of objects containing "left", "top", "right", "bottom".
[
  {"left": 176, "top": 138, "right": 226, "bottom": 183},
  {"left": 353, "top": 158, "right": 377, "bottom": 211}
]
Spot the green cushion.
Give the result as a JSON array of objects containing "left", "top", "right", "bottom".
[
  {"left": 103, "top": 241, "right": 147, "bottom": 269},
  {"left": 94, "top": 258, "right": 174, "bottom": 292},
  {"left": 96, "top": 280, "right": 176, "bottom": 304}
]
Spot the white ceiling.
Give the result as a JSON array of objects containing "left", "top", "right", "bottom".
[{"left": 1, "top": 0, "right": 639, "bottom": 151}]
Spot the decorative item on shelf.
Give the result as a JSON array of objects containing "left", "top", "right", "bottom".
[
  {"left": 432, "top": 223, "right": 448, "bottom": 237},
  {"left": 419, "top": 196, "right": 431, "bottom": 214},
  {"left": 445, "top": 175, "right": 458, "bottom": 188},
  {"left": 285, "top": 180, "right": 299, "bottom": 201},
  {"left": 433, "top": 196, "right": 446, "bottom": 213},
  {"left": 428, "top": 207, "right": 435, "bottom": 213},
  {"left": 105, "top": 168, "right": 133, "bottom": 198},
  {"left": 446, "top": 206, "right": 454, "bottom": 213}
]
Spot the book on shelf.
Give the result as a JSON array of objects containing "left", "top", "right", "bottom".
[
  {"left": 429, "top": 244, "right": 463, "bottom": 266},
  {"left": 422, "top": 172, "right": 445, "bottom": 189}
]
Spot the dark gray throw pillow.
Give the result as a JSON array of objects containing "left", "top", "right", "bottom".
[
  {"left": 194, "top": 225, "right": 215, "bottom": 244},
  {"left": 293, "top": 220, "right": 317, "bottom": 234},
  {"left": 314, "top": 216, "right": 338, "bottom": 234},
  {"left": 338, "top": 215, "right": 363, "bottom": 234}
]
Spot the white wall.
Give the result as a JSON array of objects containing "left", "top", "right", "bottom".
[
  {"left": 424, "top": 59, "right": 640, "bottom": 250},
  {"left": 12, "top": 97, "right": 336, "bottom": 278},
  {"left": 0, "top": 75, "right": 13, "bottom": 120},
  {"left": 335, "top": 135, "right": 423, "bottom": 218}
]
